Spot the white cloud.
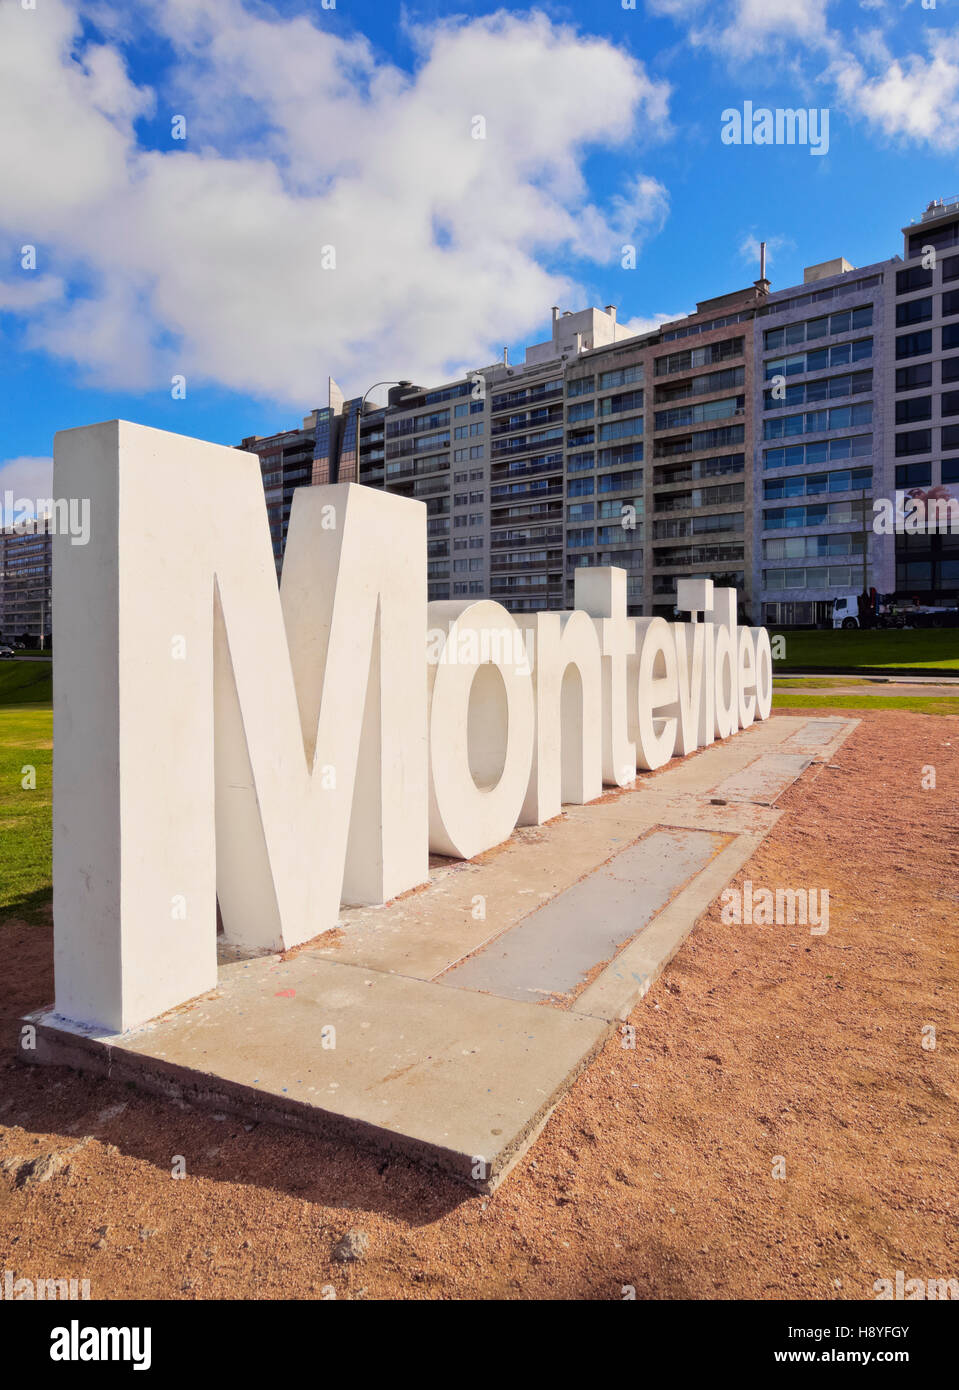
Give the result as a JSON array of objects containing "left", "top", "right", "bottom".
[
  {"left": 0, "top": 0, "right": 672, "bottom": 404},
  {"left": 738, "top": 233, "right": 796, "bottom": 267},
  {"left": 0, "top": 277, "right": 65, "bottom": 312},
  {"left": 650, "top": 0, "right": 959, "bottom": 153},
  {"left": 646, "top": 0, "right": 832, "bottom": 60},
  {"left": 619, "top": 310, "right": 690, "bottom": 336},
  {"left": 0, "top": 458, "right": 55, "bottom": 523},
  {"left": 832, "top": 33, "right": 959, "bottom": 148}
]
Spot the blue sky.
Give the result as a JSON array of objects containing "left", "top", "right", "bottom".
[{"left": 2, "top": 0, "right": 959, "bottom": 509}]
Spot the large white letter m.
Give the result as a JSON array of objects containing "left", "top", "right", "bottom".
[{"left": 51, "top": 422, "right": 428, "bottom": 1032}]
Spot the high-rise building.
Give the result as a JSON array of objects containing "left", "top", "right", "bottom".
[
  {"left": 0, "top": 519, "right": 53, "bottom": 645},
  {"left": 236, "top": 200, "right": 959, "bottom": 624},
  {"left": 887, "top": 196, "right": 959, "bottom": 601},
  {"left": 752, "top": 256, "right": 892, "bottom": 627}
]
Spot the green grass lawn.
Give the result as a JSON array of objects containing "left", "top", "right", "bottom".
[
  {"left": 0, "top": 703, "right": 52, "bottom": 917},
  {"left": 773, "top": 693, "right": 959, "bottom": 716},
  {"left": 772, "top": 628, "right": 959, "bottom": 672},
  {"left": 0, "top": 660, "right": 52, "bottom": 705},
  {"left": 773, "top": 676, "right": 880, "bottom": 689}
]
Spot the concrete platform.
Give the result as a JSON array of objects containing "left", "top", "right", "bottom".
[
  {"left": 21, "top": 715, "right": 859, "bottom": 1190},
  {"left": 441, "top": 827, "right": 729, "bottom": 1004}
]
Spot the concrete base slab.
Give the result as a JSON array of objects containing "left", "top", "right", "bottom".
[
  {"left": 441, "top": 827, "right": 729, "bottom": 1004},
  {"left": 710, "top": 753, "right": 812, "bottom": 806},
  {"left": 22, "top": 957, "right": 608, "bottom": 1192},
  {"left": 21, "top": 716, "right": 860, "bottom": 1188}
]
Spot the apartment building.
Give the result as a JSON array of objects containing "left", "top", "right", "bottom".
[
  {"left": 0, "top": 519, "right": 53, "bottom": 644},
  {"left": 643, "top": 289, "right": 759, "bottom": 620},
  {"left": 886, "top": 196, "right": 959, "bottom": 601},
  {"left": 238, "top": 299, "right": 765, "bottom": 618},
  {"left": 752, "top": 256, "right": 893, "bottom": 627},
  {"left": 236, "top": 198, "right": 959, "bottom": 625},
  {"left": 238, "top": 410, "right": 325, "bottom": 571}
]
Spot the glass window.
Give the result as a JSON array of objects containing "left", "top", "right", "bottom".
[
  {"left": 897, "top": 331, "right": 933, "bottom": 359},
  {"left": 895, "top": 462, "right": 932, "bottom": 487},
  {"left": 895, "top": 430, "right": 932, "bottom": 456},
  {"left": 567, "top": 527, "right": 594, "bottom": 547},
  {"left": 897, "top": 265, "right": 933, "bottom": 295},
  {"left": 567, "top": 503, "right": 594, "bottom": 522},
  {"left": 896, "top": 361, "right": 933, "bottom": 391},
  {"left": 567, "top": 376, "right": 594, "bottom": 397},
  {"left": 568, "top": 452, "right": 594, "bottom": 472},
  {"left": 897, "top": 297, "right": 933, "bottom": 326},
  {"left": 896, "top": 396, "right": 932, "bottom": 424}
]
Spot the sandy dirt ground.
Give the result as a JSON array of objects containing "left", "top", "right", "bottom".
[{"left": 1, "top": 708, "right": 956, "bottom": 1300}]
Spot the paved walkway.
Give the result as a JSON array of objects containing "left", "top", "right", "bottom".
[
  {"left": 775, "top": 682, "right": 958, "bottom": 697},
  {"left": 23, "top": 715, "right": 859, "bottom": 1191}
]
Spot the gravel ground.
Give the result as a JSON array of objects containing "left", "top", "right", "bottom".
[{"left": 1, "top": 708, "right": 956, "bottom": 1301}]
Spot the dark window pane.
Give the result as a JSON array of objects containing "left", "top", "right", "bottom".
[
  {"left": 897, "top": 331, "right": 932, "bottom": 358},
  {"left": 896, "top": 362, "right": 933, "bottom": 390},
  {"left": 896, "top": 297, "right": 933, "bottom": 326},
  {"left": 897, "top": 265, "right": 933, "bottom": 294},
  {"left": 895, "top": 462, "right": 932, "bottom": 487},
  {"left": 895, "top": 430, "right": 931, "bottom": 456},
  {"left": 896, "top": 396, "right": 932, "bottom": 424}
]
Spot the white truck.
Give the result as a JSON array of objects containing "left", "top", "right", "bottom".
[{"left": 831, "top": 595, "right": 958, "bottom": 629}]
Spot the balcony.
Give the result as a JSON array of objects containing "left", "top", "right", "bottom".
[
  {"left": 489, "top": 506, "right": 563, "bottom": 529},
  {"left": 490, "top": 481, "right": 564, "bottom": 503},
  {"left": 490, "top": 456, "right": 564, "bottom": 483},
  {"left": 490, "top": 527, "right": 563, "bottom": 549},
  {"left": 491, "top": 385, "right": 564, "bottom": 415}
]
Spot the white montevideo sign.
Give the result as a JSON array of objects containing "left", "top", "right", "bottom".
[{"left": 52, "top": 422, "right": 772, "bottom": 1033}]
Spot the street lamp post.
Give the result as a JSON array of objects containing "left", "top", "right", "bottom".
[{"left": 355, "top": 379, "right": 411, "bottom": 482}]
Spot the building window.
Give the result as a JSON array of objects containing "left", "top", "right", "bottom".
[
  {"left": 567, "top": 375, "right": 595, "bottom": 397},
  {"left": 895, "top": 430, "right": 932, "bottom": 456},
  {"left": 896, "top": 362, "right": 933, "bottom": 391},
  {"left": 567, "top": 528, "right": 595, "bottom": 547},
  {"left": 896, "top": 331, "right": 933, "bottom": 359},
  {"left": 599, "top": 364, "right": 643, "bottom": 390},
  {"left": 897, "top": 266, "right": 934, "bottom": 295},
  {"left": 895, "top": 462, "right": 932, "bottom": 487},
  {"left": 896, "top": 297, "right": 933, "bottom": 327},
  {"left": 567, "top": 477, "right": 594, "bottom": 498},
  {"left": 895, "top": 396, "right": 932, "bottom": 424}
]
